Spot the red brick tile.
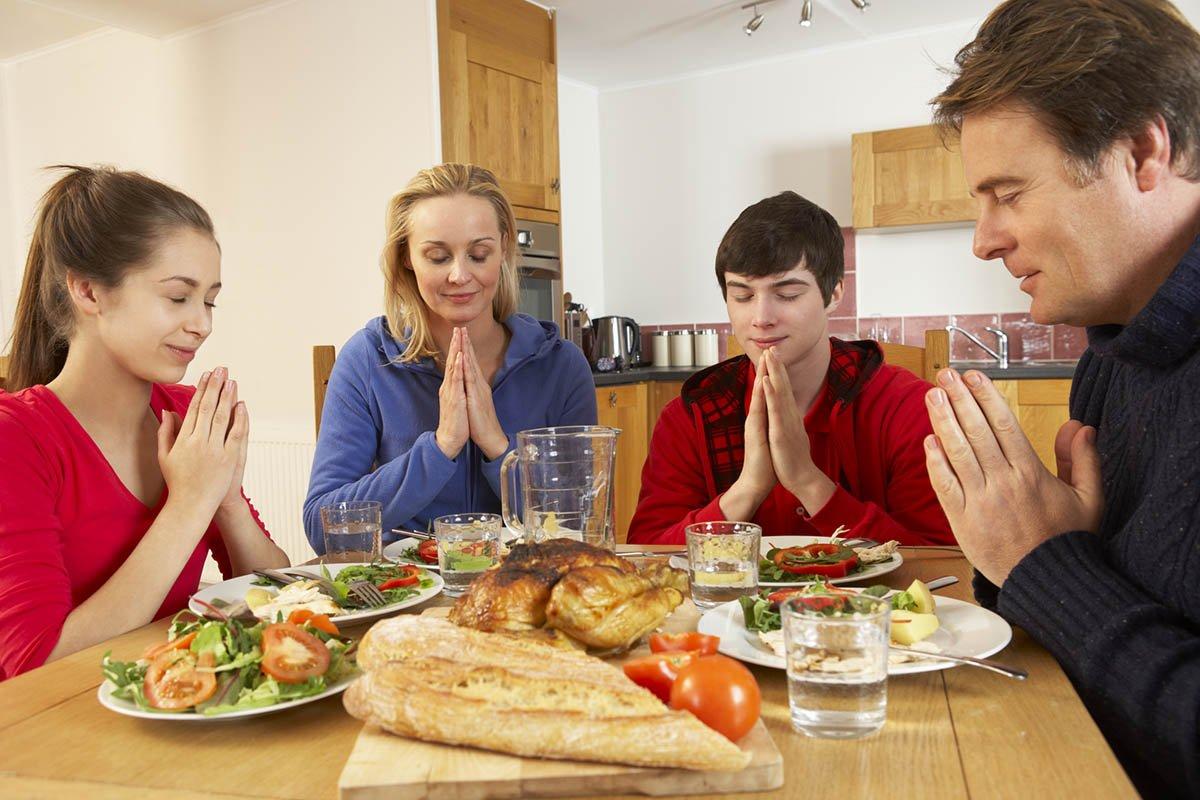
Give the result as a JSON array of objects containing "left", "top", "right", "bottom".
[
  {"left": 827, "top": 317, "right": 859, "bottom": 339},
  {"left": 841, "top": 227, "right": 856, "bottom": 271},
  {"left": 839, "top": 273, "right": 857, "bottom": 318},
  {"left": 949, "top": 314, "right": 1001, "bottom": 360},
  {"left": 1052, "top": 325, "right": 1088, "bottom": 359},
  {"left": 902, "top": 315, "right": 950, "bottom": 347},
  {"left": 998, "top": 312, "right": 1053, "bottom": 361},
  {"left": 861, "top": 315, "right": 902, "bottom": 345}
]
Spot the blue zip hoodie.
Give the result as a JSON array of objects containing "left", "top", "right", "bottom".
[{"left": 303, "top": 314, "right": 597, "bottom": 553}]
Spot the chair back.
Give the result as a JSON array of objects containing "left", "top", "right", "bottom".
[
  {"left": 313, "top": 345, "right": 336, "bottom": 436},
  {"left": 879, "top": 329, "right": 949, "bottom": 383},
  {"left": 0, "top": 354, "right": 8, "bottom": 391}
]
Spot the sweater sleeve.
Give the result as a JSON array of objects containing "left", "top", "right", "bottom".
[
  {"left": 303, "top": 339, "right": 457, "bottom": 552},
  {"left": 996, "top": 531, "right": 1200, "bottom": 797},
  {"left": 0, "top": 410, "right": 72, "bottom": 679},
  {"left": 479, "top": 344, "right": 598, "bottom": 498},
  {"left": 806, "top": 380, "right": 955, "bottom": 546},
  {"left": 626, "top": 398, "right": 728, "bottom": 545}
]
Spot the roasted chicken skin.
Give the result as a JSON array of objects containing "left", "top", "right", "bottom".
[{"left": 545, "top": 566, "right": 684, "bottom": 649}]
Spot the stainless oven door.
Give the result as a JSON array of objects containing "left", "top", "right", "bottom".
[
  {"left": 515, "top": 219, "right": 563, "bottom": 328},
  {"left": 517, "top": 267, "right": 563, "bottom": 327}
]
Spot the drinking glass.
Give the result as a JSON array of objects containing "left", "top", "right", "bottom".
[
  {"left": 684, "top": 521, "right": 760, "bottom": 610},
  {"left": 782, "top": 595, "right": 889, "bottom": 739},
  {"left": 435, "top": 513, "right": 502, "bottom": 596},
  {"left": 320, "top": 501, "right": 382, "bottom": 563}
]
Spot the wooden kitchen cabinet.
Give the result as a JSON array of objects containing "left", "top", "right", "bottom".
[
  {"left": 852, "top": 124, "right": 977, "bottom": 229},
  {"left": 648, "top": 380, "right": 685, "bottom": 432},
  {"left": 596, "top": 383, "right": 649, "bottom": 543},
  {"left": 436, "top": 0, "right": 560, "bottom": 219},
  {"left": 994, "top": 379, "right": 1072, "bottom": 470}
]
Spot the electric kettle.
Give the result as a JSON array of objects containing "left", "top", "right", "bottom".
[{"left": 591, "top": 316, "right": 641, "bottom": 372}]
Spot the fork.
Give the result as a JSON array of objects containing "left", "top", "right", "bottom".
[{"left": 348, "top": 580, "right": 388, "bottom": 608}]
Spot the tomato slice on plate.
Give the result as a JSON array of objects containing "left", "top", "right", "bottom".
[
  {"left": 648, "top": 632, "right": 720, "bottom": 656},
  {"left": 141, "top": 630, "right": 198, "bottom": 661},
  {"left": 417, "top": 539, "right": 439, "bottom": 564},
  {"left": 379, "top": 565, "right": 421, "bottom": 590},
  {"left": 144, "top": 649, "right": 217, "bottom": 710},
  {"left": 260, "top": 623, "right": 330, "bottom": 684},
  {"left": 286, "top": 609, "right": 340, "bottom": 636},
  {"left": 622, "top": 651, "right": 699, "bottom": 703}
]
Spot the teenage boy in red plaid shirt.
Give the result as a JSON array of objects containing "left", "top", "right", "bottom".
[{"left": 627, "top": 192, "right": 954, "bottom": 546}]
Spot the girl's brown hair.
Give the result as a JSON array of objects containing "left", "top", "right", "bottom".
[
  {"left": 380, "top": 163, "right": 519, "bottom": 363},
  {"left": 6, "top": 165, "right": 215, "bottom": 392},
  {"left": 932, "top": 0, "right": 1200, "bottom": 184}
]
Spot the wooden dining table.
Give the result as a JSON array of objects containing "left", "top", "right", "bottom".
[{"left": 0, "top": 546, "right": 1138, "bottom": 800}]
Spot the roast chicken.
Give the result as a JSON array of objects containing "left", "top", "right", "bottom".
[{"left": 448, "top": 539, "right": 688, "bottom": 651}]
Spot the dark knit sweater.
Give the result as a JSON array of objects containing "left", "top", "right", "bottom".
[{"left": 974, "top": 234, "right": 1200, "bottom": 799}]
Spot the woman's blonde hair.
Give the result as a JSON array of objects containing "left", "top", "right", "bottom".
[{"left": 381, "top": 163, "right": 519, "bottom": 363}]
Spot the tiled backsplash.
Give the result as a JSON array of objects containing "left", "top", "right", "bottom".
[{"left": 637, "top": 228, "right": 1088, "bottom": 364}]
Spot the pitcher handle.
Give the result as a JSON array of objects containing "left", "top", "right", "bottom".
[{"left": 500, "top": 450, "right": 523, "bottom": 538}]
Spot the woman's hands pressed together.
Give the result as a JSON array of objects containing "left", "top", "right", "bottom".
[{"left": 435, "top": 327, "right": 507, "bottom": 461}]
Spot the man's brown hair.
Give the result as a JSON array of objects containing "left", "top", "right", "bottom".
[
  {"left": 715, "top": 191, "right": 843, "bottom": 305},
  {"left": 932, "top": 0, "right": 1200, "bottom": 183}
]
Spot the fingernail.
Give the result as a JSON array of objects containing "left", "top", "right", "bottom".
[
  {"left": 929, "top": 389, "right": 945, "bottom": 407},
  {"left": 201, "top": 371, "right": 210, "bottom": 382},
  {"left": 937, "top": 370, "right": 955, "bottom": 388},
  {"left": 229, "top": 379, "right": 237, "bottom": 390},
  {"left": 964, "top": 371, "right": 982, "bottom": 387},
  {"left": 215, "top": 366, "right": 227, "bottom": 379},
  {"left": 925, "top": 435, "right": 939, "bottom": 451}
]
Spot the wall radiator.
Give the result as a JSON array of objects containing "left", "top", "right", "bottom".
[{"left": 202, "top": 439, "right": 318, "bottom": 582}]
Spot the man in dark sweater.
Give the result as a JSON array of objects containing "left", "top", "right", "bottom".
[{"left": 927, "top": 1, "right": 1200, "bottom": 797}]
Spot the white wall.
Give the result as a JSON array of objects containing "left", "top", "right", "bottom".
[
  {"left": 0, "top": 66, "right": 16, "bottom": 331},
  {"left": 558, "top": 76, "right": 605, "bottom": 317},
  {"left": 0, "top": 0, "right": 438, "bottom": 442}
]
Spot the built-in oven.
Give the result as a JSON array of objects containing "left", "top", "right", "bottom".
[{"left": 514, "top": 219, "right": 562, "bottom": 329}]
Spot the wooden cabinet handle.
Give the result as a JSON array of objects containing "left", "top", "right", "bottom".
[
  {"left": 609, "top": 390, "right": 617, "bottom": 408},
  {"left": 551, "top": 178, "right": 560, "bottom": 193}
]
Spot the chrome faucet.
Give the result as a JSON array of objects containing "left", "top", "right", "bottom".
[{"left": 945, "top": 325, "right": 1009, "bottom": 369}]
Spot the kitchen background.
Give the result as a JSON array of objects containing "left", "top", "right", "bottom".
[{"left": 1, "top": 0, "right": 1194, "bottom": 563}]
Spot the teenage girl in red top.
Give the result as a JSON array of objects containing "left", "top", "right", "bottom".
[{"left": 0, "top": 166, "right": 288, "bottom": 679}]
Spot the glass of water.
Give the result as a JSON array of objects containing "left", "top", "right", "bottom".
[
  {"left": 684, "top": 521, "right": 761, "bottom": 610},
  {"left": 435, "top": 513, "right": 502, "bottom": 596},
  {"left": 320, "top": 501, "right": 382, "bottom": 563},
  {"left": 782, "top": 594, "right": 889, "bottom": 739}
]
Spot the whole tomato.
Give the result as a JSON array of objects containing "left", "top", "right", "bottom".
[{"left": 668, "top": 654, "right": 761, "bottom": 742}]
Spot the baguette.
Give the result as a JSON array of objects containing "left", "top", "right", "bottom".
[{"left": 345, "top": 617, "right": 752, "bottom": 772}]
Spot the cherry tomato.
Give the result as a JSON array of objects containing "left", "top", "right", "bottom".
[
  {"left": 622, "top": 651, "right": 699, "bottom": 703},
  {"left": 144, "top": 649, "right": 217, "bottom": 710},
  {"left": 286, "top": 609, "right": 340, "bottom": 636},
  {"left": 648, "top": 632, "right": 720, "bottom": 656},
  {"left": 141, "top": 630, "right": 198, "bottom": 661},
  {"left": 379, "top": 565, "right": 421, "bottom": 590},
  {"left": 260, "top": 623, "right": 330, "bottom": 684},
  {"left": 417, "top": 539, "right": 439, "bottom": 564},
  {"left": 669, "top": 654, "right": 761, "bottom": 742}
]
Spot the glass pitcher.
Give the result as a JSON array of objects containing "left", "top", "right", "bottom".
[{"left": 500, "top": 425, "right": 620, "bottom": 550}]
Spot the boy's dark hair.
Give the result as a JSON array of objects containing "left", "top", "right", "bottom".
[{"left": 715, "top": 191, "right": 844, "bottom": 304}]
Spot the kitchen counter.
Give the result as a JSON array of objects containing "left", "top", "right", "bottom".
[{"left": 591, "top": 360, "right": 1078, "bottom": 386}]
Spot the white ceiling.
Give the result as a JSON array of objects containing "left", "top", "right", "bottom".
[
  {"left": 0, "top": 0, "right": 274, "bottom": 61},
  {"left": 553, "top": 0, "right": 1006, "bottom": 89}
]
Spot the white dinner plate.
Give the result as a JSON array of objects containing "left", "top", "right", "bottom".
[
  {"left": 696, "top": 596, "right": 1012, "bottom": 676},
  {"left": 669, "top": 536, "right": 903, "bottom": 587},
  {"left": 382, "top": 537, "right": 442, "bottom": 570},
  {"left": 97, "top": 672, "right": 357, "bottom": 721},
  {"left": 189, "top": 563, "right": 442, "bottom": 625}
]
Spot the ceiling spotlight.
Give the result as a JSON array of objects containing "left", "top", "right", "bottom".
[
  {"left": 743, "top": 4, "right": 764, "bottom": 35},
  {"left": 850, "top": 0, "right": 871, "bottom": 10},
  {"left": 800, "top": 0, "right": 813, "bottom": 27}
]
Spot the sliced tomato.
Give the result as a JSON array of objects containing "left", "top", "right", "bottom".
[
  {"left": 772, "top": 544, "right": 859, "bottom": 577},
  {"left": 648, "top": 632, "right": 720, "bottom": 656},
  {"left": 622, "top": 651, "right": 699, "bottom": 703},
  {"left": 379, "top": 565, "right": 421, "bottom": 590},
  {"left": 669, "top": 654, "right": 761, "bottom": 742},
  {"left": 260, "top": 623, "right": 330, "bottom": 684},
  {"left": 417, "top": 539, "right": 439, "bottom": 564},
  {"left": 144, "top": 649, "right": 217, "bottom": 710},
  {"left": 141, "top": 630, "right": 198, "bottom": 661},
  {"left": 286, "top": 609, "right": 340, "bottom": 636}
]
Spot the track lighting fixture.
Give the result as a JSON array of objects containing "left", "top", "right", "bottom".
[
  {"left": 743, "top": 4, "right": 765, "bottom": 35},
  {"left": 800, "top": 0, "right": 812, "bottom": 27},
  {"left": 738, "top": 0, "right": 871, "bottom": 35}
]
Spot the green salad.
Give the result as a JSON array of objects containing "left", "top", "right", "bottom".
[
  {"left": 101, "top": 610, "right": 356, "bottom": 716},
  {"left": 739, "top": 582, "right": 913, "bottom": 633}
]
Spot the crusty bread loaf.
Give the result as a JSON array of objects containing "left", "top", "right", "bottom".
[{"left": 345, "top": 616, "right": 751, "bottom": 772}]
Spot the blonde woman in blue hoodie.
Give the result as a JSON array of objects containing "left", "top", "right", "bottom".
[{"left": 303, "top": 164, "right": 597, "bottom": 551}]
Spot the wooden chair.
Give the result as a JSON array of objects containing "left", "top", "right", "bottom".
[
  {"left": 0, "top": 354, "right": 8, "bottom": 391},
  {"left": 728, "top": 329, "right": 949, "bottom": 383},
  {"left": 313, "top": 345, "right": 336, "bottom": 437}
]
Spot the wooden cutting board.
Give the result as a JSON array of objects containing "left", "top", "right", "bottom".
[{"left": 337, "top": 604, "right": 784, "bottom": 799}]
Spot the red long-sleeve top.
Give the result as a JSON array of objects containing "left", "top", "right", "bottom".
[
  {"left": 627, "top": 339, "right": 954, "bottom": 546},
  {"left": 0, "top": 384, "right": 271, "bottom": 679}
]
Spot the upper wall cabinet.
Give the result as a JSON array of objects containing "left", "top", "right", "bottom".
[
  {"left": 851, "top": 124, "right": 977, "bottom": 229},
  {"left": 437, "top": 0, "right": 560, "bottom": 221}
]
